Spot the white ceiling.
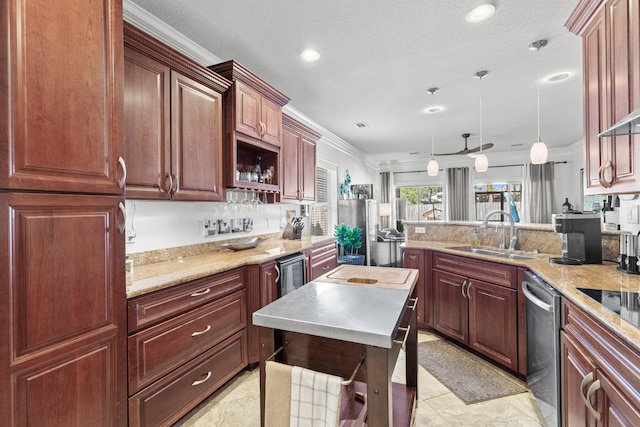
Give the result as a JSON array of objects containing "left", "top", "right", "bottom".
[{"left": 129, "top": 0, "right": 584, "bottom": 167}]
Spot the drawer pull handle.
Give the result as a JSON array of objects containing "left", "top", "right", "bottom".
[
  {"left": 118, "top": 202, "right": 126, "bottom": 234},
  {"left": 407, "top": 298, "right": 418, "bottom": 311},
  {"left": 192, "top": 371, "right": 212, "bottom": 386},
  {"left": 322, "top": 265, "right": 331, "bottom": 270},
  {"left": 191, "top": 325, "right": 211, "bottom": 337},
  {"left": 394, "top": 325, "right": 411, "bottom": 348},
  {"left": 461, "top": 280, "right": 468, "bottom": 299},
  {"left": 190, "top": 288, "right": 211, "bottom": 297},
  {"left": 598, "top": 161, "right": 613, "bottom": 188},
  {"left": 467, "top": 282, "right": 472, "bottom": 301},
  {"left": 579, "top": 372, "right": 595, "bottom": 413}
]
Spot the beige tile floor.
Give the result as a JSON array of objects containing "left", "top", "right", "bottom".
[{"left": 174, "top": 332, "right": 546, "bottom": 427}]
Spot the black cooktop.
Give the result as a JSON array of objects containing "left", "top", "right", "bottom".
[{"left": 577, "top": 288, "right": 640, "bottom": 328}]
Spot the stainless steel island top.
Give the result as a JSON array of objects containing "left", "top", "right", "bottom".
[{"left": 252, "top": 280, "right": 412, "bottom": 348}]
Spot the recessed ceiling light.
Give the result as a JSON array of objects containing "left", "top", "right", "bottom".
[
  {"left": 354, "top": 122, "right": 368, "bottom": 128},
  {"left": 545, "top": 72, "right": 571, "bottom": 82},
  {"left": 423, "top": 106, "right": 444, "bottom": 114},
  {"left": 300, "top": 49, "right": 320, "bottom": 61},
  {"left": 466, "top": 4, "right": 496, "bottom": 23}
]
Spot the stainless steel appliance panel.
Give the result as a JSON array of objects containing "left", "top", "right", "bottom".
[
  {"left": 277, "top": 252, "right": 307, "bottom": 297},
  {"left": 522, "top": 271, "right": 562, "bottom": 427},
  {"left": 338, "top": 199, "right": 378, "bottom": 266}
]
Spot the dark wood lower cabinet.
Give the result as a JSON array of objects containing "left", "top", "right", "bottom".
[
  {"left": 428, "top": 251, "right": 522, "bottom": 374},
  {"left": 561, "top": 299, "right": 640, "bottom": 427},
  {"left": 0, "top": 192, "right": 127, "bottom": 426},
  {"left": 127, "top": 269, "right": 248, "bottom": 427}
]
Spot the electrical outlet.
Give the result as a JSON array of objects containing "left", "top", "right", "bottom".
[
  {"left": 627, "top": 206, "right": 639, "bottom": 224},
  {"left": 415, "top": 227, "right": 426, "bottom": 234},
  {"left": 126, "top": 227, "right": 136, "bottom": 243}
]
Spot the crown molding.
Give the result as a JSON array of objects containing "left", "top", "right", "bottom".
[
  {"left": 123, "top": 0, "right": 221, "bottom": 66},
  {"left": 283, "top": 105, "right": 377, "bottom": 170}
]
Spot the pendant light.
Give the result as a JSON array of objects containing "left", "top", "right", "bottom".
[
  {"left": 474, "top": 70, "right": 489, "bottom": 172},
  {"left": 426, "top": 87, "right": 439, "bottom": 176},
  {"left": 529, "top": 39, "right": 549, "bottom": 164}
]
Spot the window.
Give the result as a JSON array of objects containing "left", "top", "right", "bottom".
[
  {"left": 474, "top": 183, "right": 521, "bottom": 222},
  {"left": 310, "top": 166, "right": 337, "bottom": 236},
  {"left": 397, "top": 185, "right": 444, "bottom": 221}
]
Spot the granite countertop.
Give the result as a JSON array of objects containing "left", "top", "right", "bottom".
[
  {"left": 252, "top": 266, "right": 419, "bottom": 348},
  {"left": 402, "top": 240, "right": 640, "bottom": 353},
  {"left": 126, "top": 235, "right": 334, "bottom": 298}
]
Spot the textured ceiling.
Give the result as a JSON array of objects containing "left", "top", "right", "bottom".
[{"left": 129, "top": 0, "right": 584, "bottom": 166}]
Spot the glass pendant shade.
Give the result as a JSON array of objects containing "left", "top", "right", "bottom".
[
  {"left": 427, "top": 158, "right": 439, "bottom": 176},
  {"left": 474, "top": 153, "right": 488, "bottom": 172},
  {"left": 530, "top": 140, "right": 548, "bottom": 164},
  {"left": 530, "top": 39, "right": 549, "bottom": 165}
]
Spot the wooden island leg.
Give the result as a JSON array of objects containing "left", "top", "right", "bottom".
[{"left": 365, "top": 345, "right": 394, "bottom": 427}]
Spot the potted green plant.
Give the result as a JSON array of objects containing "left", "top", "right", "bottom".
[
  {"left": 339, "top": 169, "right": 352, "bottom": 199},
  {"left": 334, "top": 224, "right": 365, "bottom": 265}
]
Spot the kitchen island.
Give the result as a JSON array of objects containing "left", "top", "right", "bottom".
[{"left": 253, "top": 265, "right": 419, "bottom": 427}]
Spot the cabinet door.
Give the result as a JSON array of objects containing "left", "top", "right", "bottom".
[
  {"left": 402, "top": 249, "right": 426, "bottom": 328},
  {"left": 1, "top": 0, "right": 124, "bottom": 194},
  {"left": 260, "top": 261, "right": 279, "bottom": 307},
  {"left": 432, "top": 269, "right": 468, "bottom": 344},
  {"left": 281, "top": 127, "right": 302, "bottom": 201},
  {"left": 171, "top": 71, "right": 224, "bottom": 201},
  {"left": 607, "top": 0, "right": 637, "bottom": 190},
  {"left": 300, "top": 135, "right": 317, "bottom": 201},
  {"left": 235, "top": 81, "right": 262, "bottom": 140},
  {"left": 599, "top": 370, "right": 640, "bottom": 426},
  {"left": 583, "top": 7, "right": 609, "bottom": 192},
  {"left": 0, "top": 192, "right": 127, "bottom": 426},
  {"left": 561, "top": 332, "right": 598, "bottom": 427},
  {"left": 261, "top": 96, "right": 283, "bottom": 146},
  {"left": 468, "top": 279, "right": 518, "bottom": 371},
  {"left": 124, "top": 47, "right": 171, "bottom": 199}
]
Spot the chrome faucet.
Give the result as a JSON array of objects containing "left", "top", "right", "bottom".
[{"left": 481, "top": 210, "right": 517, "bottom": 252}]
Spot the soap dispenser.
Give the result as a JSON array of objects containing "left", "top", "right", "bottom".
[{"left": 470, "top": 229, "right": 480, "bottom": 247}]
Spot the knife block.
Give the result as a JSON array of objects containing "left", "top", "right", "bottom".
[{"left": 282, "top": 223, "right": 301, "bottom": 240}]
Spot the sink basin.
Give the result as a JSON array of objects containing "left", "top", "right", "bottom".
[{"left": 447, "top": 246, "right": 535, "bottom": 260}]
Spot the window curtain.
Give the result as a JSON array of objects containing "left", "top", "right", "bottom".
[
  {"left": 522, "top": 162, "right": 556, "bottom": 224},
  {"left": 445, "top": 167, "right": 470, "bottom": 221},
  {"left": 380, "top": 171, "right": 394, "bottom": 229}
]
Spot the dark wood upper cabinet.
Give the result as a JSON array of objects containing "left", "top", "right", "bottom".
[
  {"left": 0, "top": 0, "right": 125, "bottom": 194},
  {"left": 280, "top": 114, "right": 320, "bottom": 202},
  {"left": 567, "top": 0, "right": 640, "bottom": 194},
  {"left": 123, "top": 24, "right": 230, "bottom": 201},
  {"left": 208, "top": 60, "right": 289, "bottom": 193}
]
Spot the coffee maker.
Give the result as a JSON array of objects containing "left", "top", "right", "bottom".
[{"left": 551, "top": 213, "right": 602, "bottom": 264}]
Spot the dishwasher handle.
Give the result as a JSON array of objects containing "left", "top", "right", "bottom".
[{"left": 522, "top": 280, "right": 554, "bottom": 313}]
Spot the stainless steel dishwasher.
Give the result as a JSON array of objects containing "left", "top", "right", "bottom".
[{"left": 522, "top": 271, "right": 562, "bottom": 427}]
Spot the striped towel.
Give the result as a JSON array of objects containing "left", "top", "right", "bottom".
[{"left": 290, "top": 366, "right": 342, "bottom": 427}]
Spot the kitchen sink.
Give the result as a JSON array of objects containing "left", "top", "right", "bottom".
[{"left": 447, "top": 246, "right": 536, "bottom": 260}]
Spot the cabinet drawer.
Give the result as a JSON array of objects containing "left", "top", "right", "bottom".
[
  {"left": 310, "top": 252, "right": 338, "bottom": 281},
  {"left": 128, "top": 268, "right": 245, "bottom": 333},
  {"left": 310, "top": 240, "right": 337, "bottom": 258},
  {"left": 432, "top": 252, "right": 517, "bottom": 288},
  {"left": 128, "top": 290, "right": 247, "bottom": 394},
  {"left": 128, "top": 330, "right": 247, "bottom": 427}
]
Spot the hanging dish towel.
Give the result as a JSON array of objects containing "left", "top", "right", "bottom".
[
  {"left": 265, "top": 361, "right": 293, "bottom": 427},
  {"left": 290, "top": 366, "right": 342, "bottom": 427}
]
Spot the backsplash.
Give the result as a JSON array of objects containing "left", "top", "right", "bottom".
[
  {"left": 403, "top": 221, "right": 620, "bottom": 262},
  {"left": 125, "top": 199, "right": 309, "bottom": 254}
]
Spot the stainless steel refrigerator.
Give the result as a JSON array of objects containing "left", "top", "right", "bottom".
[{"left": 338, "top": 199, "right": 378, "bottom": 266}]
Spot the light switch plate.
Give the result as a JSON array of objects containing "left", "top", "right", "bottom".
[{"left": 627, "top": 206, "right": 639, "bottom": 224}]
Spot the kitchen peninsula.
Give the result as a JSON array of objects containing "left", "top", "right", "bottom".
[{"left": 253, "top": 265, "right": 419, "bottom": 427}]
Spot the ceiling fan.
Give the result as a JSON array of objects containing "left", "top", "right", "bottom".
[{"left": 434, "top": 133, "right": 493, "bottom": 156}]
